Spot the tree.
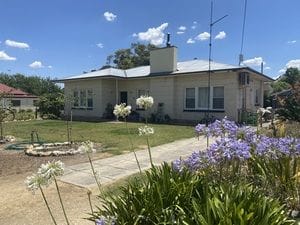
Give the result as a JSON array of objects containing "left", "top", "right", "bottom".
[
  {"left": 107, "top": 43, "right": 157, "bottom": 69},
  {"left": 0, "top": 73, "right": 62, "bottom": 96},
  {"left": 276, "top": 68, "right": 300, "bottom": 121},
  {"left": 271, "top": 80, "right": 289, "bottom": 93},
  {"left": 281, "top": 67, "right": 300, "bottom": 89},
  {"left": 38, "top": 93, "right": 64, "bottom": 119},
  {"left": 0, "top": 93, "right": 15, "bottom": 140}
]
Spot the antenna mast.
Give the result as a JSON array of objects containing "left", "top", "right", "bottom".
[{"left": 239, "top": 0, "right": 248, "bottom": 66}]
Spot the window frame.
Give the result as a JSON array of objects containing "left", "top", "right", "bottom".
[
  {"left": 72, "top": 89, "right": 94, "bottom": 110},
  {"left": 184, "top": 86, "right": 225, "bottom": 111}
]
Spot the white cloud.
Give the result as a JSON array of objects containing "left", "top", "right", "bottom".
[
  {"left": 187, "top": 38, "right": 195, "bottom": 44},
  {"left": 243, "top": 57, "right": 265, "bottom": 67},
  {"left": 287, "top": 40, "right": 297, "bottom": 44},
  {"left": 178, "top": 26, "right": 186, "bottom": 31},
  {"left": 286, "top": 59, "right": 300, "bottom": 69},
  {"left": 136, "top": 23, "right": 168, "bottom": 46},
  {"left": 29, "top": 61, "right": 44, "bottom": 69},
  {"left": 195, "top": 32, "right": 210, "bottom": 41},
  {"left": 96, "top": 43, "right": 104, "bottom": 48},
  {"left": 265, "top": 66, "right": 271, "bottom": 70},
  {"left": 191, "top": 21, "right": 197, "bottom": 29},
  {"left": 215, "top": 31, "right": 226, "bottom": 40},
  {"left": 132, "top": 33, "right": 138, "bottom": 37},
  {"left": 177, "top": 31, "right": 184, "bottom": 35},
  {"left": 277, "top": 59, "right": 300, "bottom": 74},
  {"left": 48, "top": 65, "right": 53, "bottom": 69},
  {"left": 0, "top": 51, "right": 16, "bottom": 61},
  {"left": 103, "top": 11, "right": 117, "bottom": 22},
  {"left": 5, "top": 39, "right": 29, "bottom": 49}
]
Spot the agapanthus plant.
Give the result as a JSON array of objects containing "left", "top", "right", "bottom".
[
  {"left": 176, "top": 117, "right": 300, "bottom": 209},
  {"left": 136, "top": 95, "right": 154, "bottom": 110},
  {"left": 113, "top": 103, "right": 131, "bottom": 119}
]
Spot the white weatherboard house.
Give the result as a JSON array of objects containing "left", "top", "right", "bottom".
[{"left": 57, "top": 46, "right": 273, "bottom": 122}]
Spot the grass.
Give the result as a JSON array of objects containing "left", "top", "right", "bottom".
[{"left": 3, "top": 120, "right": 195, "bottom": 155}]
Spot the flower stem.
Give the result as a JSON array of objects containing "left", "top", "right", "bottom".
[
  {"left": 54, "top": 177, "right": 70, "bottom": 225},
  {"left": 87, "top": 152, "right": 102, "bottom": 193},
  {"left": 39, "top": 185, "right": 58, "bottom": 225},
  {"left": 125, "top": 119, "right": 142, "bottom": 174},
  {"left": 146, "top": 136, "right": 153, "bottom": 166}
]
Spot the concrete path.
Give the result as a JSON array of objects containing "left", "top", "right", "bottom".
[{"left": 60, "top": 136, "right": 208, "bottom": 188}]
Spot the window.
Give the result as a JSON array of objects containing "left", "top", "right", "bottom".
[
  {"left": 185, "top": 86, "right": 224, "bottom": 110},
  {"left": 255, "top": 89, "right": 260, "bottom": 105},
  {"left": 11, "top": 100, "right": 21, "bottom": 107},
  {"left": 73, "top": 91, "right": 79, "bottom": 107},
  {"left": 213, "top": 87, "right": 224, "bottom": 109},
  {"left": 198, "top": 87, "right": 209, "bottom": 108},
  {"left": 185, "top": 88, "right": 195, "bottom": 108},
  {"left": 73, "top": 89, "right": 93, "bottom": 109},
  {"left": 87, "top": 90, "right": 93, "bottom": 108}
]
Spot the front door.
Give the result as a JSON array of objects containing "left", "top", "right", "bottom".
[{"left": 120, "top": 91, "right": 128, "bottom": 104}]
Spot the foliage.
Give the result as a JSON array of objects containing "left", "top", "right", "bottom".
[
  {"left": 281, "top": 68, "right": 300, "bottom": 89},
  {"left": 38, "top": 93, "right": 64, "bottom": 118},
  {"left": 276, "top": 83, "right": 300, "bottom": 121},
  {"left": 0, "top": 93, "right": 15, "bottom": 139},
  {"left": 92, "top": 163, "right": 293, "bottom": 225},
  {"left": 102, "top": 103, "right": 114, "bottom": 119},
  {"left": 107, "top": 43, "right": 157, "bottom": 69},
  {"left": 0, "top": 73, "right": 62, "bottom": 96},
  {"left": 272, "top": 80, "right": 290, "bottom": 93},
  {"left": 274, "top": 68, "right": 300, "bottom": 121}
]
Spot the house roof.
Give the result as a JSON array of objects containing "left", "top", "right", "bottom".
[
  {"left": 55, "top": 59, "right": 274, "bottom": 82},
  {"left": 0, "top": 83, "right": 37, "bottom": 98}
]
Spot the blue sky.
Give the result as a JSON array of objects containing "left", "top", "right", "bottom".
[{"left": 0, "top": 0, "right": 299, "bottom": 79}]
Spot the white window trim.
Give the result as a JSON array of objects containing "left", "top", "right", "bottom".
[
  {"left": 184, "top": 86, "right": 225, "bottom": 110},
  {"left": 72, "top": 89, "right": 93, "bottom": 109}
]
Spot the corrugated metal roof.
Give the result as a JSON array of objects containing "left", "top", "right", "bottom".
[
  {"left": 0, "top": 83, "right": 37, "bottom": 98},
  {"left": 58, "top": 59, "right": 246, "bottom": 81}
]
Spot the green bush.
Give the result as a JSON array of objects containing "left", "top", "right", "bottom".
[{"left": 92, "top": 163, "right": 293, "bottom": 224}]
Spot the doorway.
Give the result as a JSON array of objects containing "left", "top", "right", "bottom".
[{"left": 120, "top": 91, "right": 128, "bottom": 104}]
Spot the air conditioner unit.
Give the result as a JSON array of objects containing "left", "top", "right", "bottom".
[{"left": 238, "top": 72, "right": 250, "bottom": 86}]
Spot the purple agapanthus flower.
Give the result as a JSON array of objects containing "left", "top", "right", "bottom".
[{"left": 96, "top": 218, "right": 106, "bottom": 225}]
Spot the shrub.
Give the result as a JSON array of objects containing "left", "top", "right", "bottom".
[{"left": 92, "top": 163, "right": 293, "bottom": 224}]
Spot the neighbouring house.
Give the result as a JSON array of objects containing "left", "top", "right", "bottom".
[
  {"left": 0, "top": 83, "right": 39, "bottom": 111},
  {"left": 56, "top": 46, "right": 273, "bottom": 123}
]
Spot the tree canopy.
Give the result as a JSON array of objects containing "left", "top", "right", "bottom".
[
  {"left": 105, "top": 43, "right": 157, "bottom": 70},
  {"left": 0, "top": 73, "right": 62, "bottom": 96},
  {"left": 275, "top": 67, "right": 300, "bottom": 121}
]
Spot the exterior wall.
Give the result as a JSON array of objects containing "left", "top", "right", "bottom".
[
  {"left": 173, "top": 72, "right": 239, "bottom": 122},
  {"left": 2, "top": 97, "right": 38, "bottom": 111},
  {"left": 101, "top": 79, "right": 117, "bottom": 115},
  {"left": 64, "top": 78, "right": 102, "bottom": 119},
  {"left": 150, "top": 77, "right": 175, "bottom": 118},
  {"left": 118, "top": 78, "right": 150, "bottom": 107},
  {"left": 150, "top": 47, "right": 177, "bottom": 73},
  {"left": 63, "top": 70, "right": 269, "bottom": 122}
]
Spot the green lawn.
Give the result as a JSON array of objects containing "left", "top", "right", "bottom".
[{"left": 3, "top": 120, "right": 195, "bottom": 154}]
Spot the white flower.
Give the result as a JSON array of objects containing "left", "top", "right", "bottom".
[
  {"left": 136, "top": 95, "right": 154, "bottom": 109},
  {"left": 257, "top": 107, "right": 271, "bottom": 116},
  {"left": 79, "top": 140, "right": 95, "bottom": 153},
  {"left": 38, "top": 160, "right": 64, "bottom": 181},
  {"left": 25, "top": 173, "right": 48, "bottom": 193},
  {"left": 138, "top": 125, "right": 154, "bottom": 136},
  {"left": 113, "top": 103, "right": 132, "bottom": 118}
]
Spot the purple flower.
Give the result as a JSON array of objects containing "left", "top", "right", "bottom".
[
  {"left": 172, "top": 159, "right": 184, "bottom": 172},
  {"left": 96, "top": 218, "right": 106, "bottom": 225}
]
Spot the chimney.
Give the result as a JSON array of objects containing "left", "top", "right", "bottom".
[{"left": 150, "top": 34, "right": 177, "bottom": 74}]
